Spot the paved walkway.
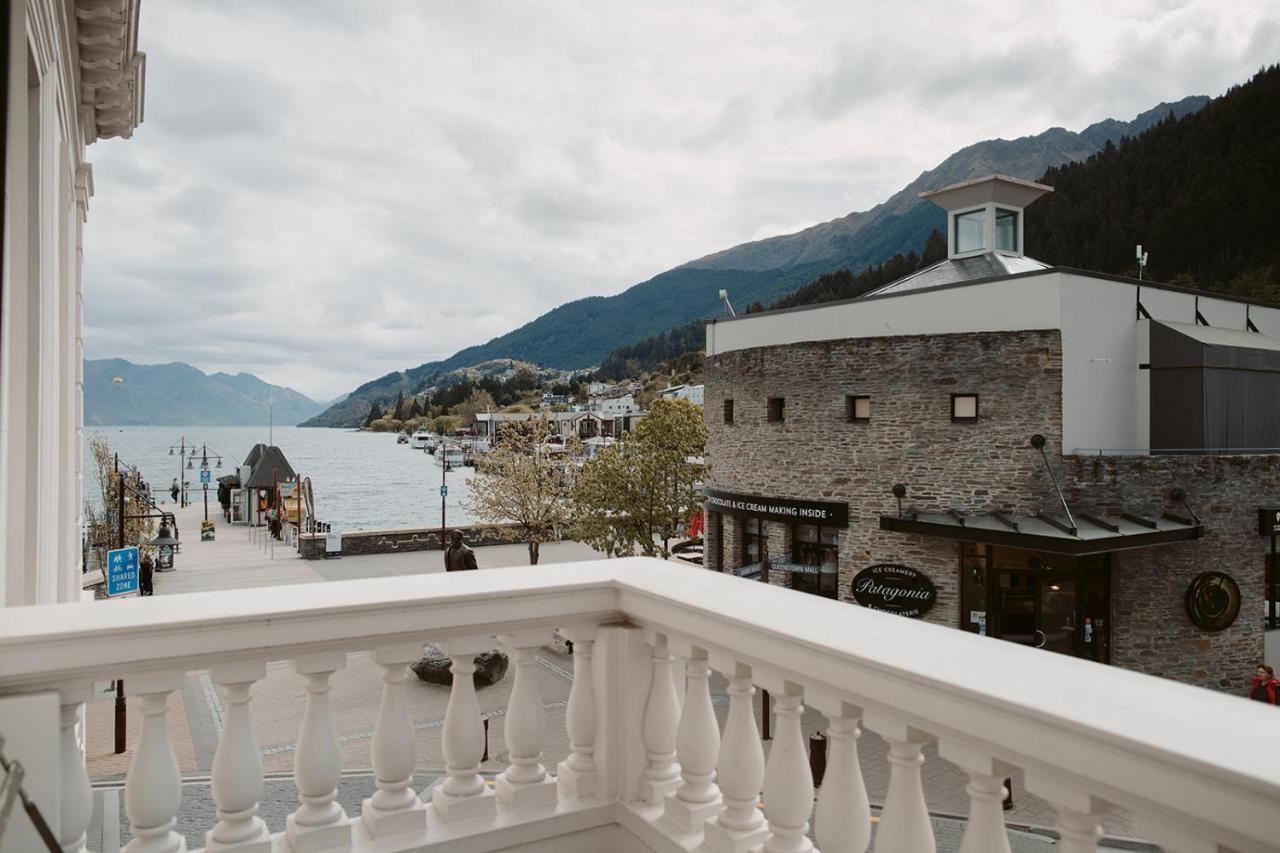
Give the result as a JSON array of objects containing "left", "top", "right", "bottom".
[{"left": 82, "top": 500, "right": 1149, "bottom": 850}]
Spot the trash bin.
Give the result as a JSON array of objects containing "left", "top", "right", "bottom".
[{"left": 325, "top": 529, "right": 342, "bottom": 559}]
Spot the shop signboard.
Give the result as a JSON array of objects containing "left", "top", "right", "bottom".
[
  {"left": 1258, "top": 507, "right": 1280, "bottom": 536},
  {"left": 701, "top": 487, "right": 848, "bottom": 528},
  {"left": 850, "top": 563, "right": 936, "bottom": 618}
]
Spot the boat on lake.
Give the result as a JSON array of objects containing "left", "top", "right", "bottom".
[
  {"left": 436, "top": 444, "right": 466, "bottom": 468},
  {"left": 410, "top": 428, "right": 431, "bottom": 450}
]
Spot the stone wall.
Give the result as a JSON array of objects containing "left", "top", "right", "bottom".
[
  {"left": 1065, "top": 454, "right": 1280, "bottom": 692},
  {"left": 298, "top": 523, "right": 538, "bottom": 560}
]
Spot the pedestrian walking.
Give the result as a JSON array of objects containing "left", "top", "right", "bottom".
[
  {"left": 139, "top": 550, "right": 154, "bottom": 596},
  {"left": 444, "top": 529, "right": 478, "bottom": 572},
  {"left": 170, "top": 478, "right": 180, "bottom": 504},
  {"left": 1250, "top": 664, "right": 1279, "bottom": 704}
]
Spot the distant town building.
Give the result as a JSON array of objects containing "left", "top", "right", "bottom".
[
  {"left": 592, "top": 393, "right": 639, "bottom": 415},
  {"left": 657, "top": 384, "right": 704, "bottom": 406}
]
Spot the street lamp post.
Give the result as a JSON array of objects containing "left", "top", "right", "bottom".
[{"left": 169, "top": 436, "right": 195, "bottom": 507}]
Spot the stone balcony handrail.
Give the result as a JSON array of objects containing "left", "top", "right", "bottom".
[{"left": 0, "top": 558, "right": 1277, "bottom": 852}]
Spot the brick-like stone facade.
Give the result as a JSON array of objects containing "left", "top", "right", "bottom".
[{"left": 704, "top": 328, "right": 1272, "bottom": 694}]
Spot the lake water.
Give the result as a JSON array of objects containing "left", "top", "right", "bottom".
[{"left": 83, "top": 426, "right": 480, "bottom": 531}]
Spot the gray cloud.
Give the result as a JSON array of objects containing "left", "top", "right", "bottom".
[{"left": 81, "top": 1, "right": 1280, "bottom": 399}]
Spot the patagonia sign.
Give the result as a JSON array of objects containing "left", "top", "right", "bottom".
[
  {"left": 850, "top": 564, "right": 937, "bottom": 618},
  {"left": 701, "top": 487, "right": 848, "bottom": 528}
]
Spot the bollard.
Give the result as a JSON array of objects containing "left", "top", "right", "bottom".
[{"left": 808, "top": 731, "right": 827, "bottom": 788}]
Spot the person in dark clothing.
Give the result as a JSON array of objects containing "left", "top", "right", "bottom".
[
  {"left": 139, "top": 551, "right": 154, "bottom": 596},
  {"left": 170, "top": 478, "right": 180, "bottom": 504},
  {"left": 1250, "top": 664, "right": 1278, "bottom": 704},
  {"left": 444, "top": 529, "right": 478, "bottom": 572}
]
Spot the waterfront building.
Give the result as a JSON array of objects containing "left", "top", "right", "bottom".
[
  {"left": 702, "top": 174, "right": 1280, "bottom": 693},
  {"left": 0, "top": 0, "right": 145, "bottom": 606}
]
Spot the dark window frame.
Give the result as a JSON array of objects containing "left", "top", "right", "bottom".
[
  {"left": 723, "top": 399, "right": 734, "bottom": 425},
  {"left": 951, "top": 393, "right": 980, "bottom": 423},
  {"left": 767, "top": 397, "right": 785, "bottom": 423},
  {"left": 846, "top": 394, "right": 871, "bottom": 423}
]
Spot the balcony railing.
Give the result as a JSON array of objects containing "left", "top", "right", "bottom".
[{"left": 1, "top": 558, "right": 1277, "bottom": 852}]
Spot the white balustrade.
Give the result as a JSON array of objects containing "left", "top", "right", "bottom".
[
  {"left": 756, "top": 675, "right": 814, "bottom": 853},
  {"left": 807, "top": 690, "right": 871, "bottom": 853},
  {"left": 57, "top": 687, "right": 94, "bottom": 853},
  {"left": 638, "top": 630, "right": 682, "bottom": 806},
  {"left": 496, "top": 631, "right": 558, "bottom": 809},
  {"left": 206, "top": 662, "right": 271, "bottom": 852},
  {"left": 432, "top": 636, "right": 498, "bottom": 822},
  {"left": 1024, "top": 775, "right": 1107, "bottom": 853},
  {"left": 938, "top": 741, "right": 1014, "bottom": 853},
  {"left": 287, "top": 652, "right": 352, "bottom": 852},
  {"left": 659, "top": 643, "right": 722, "bottom": 836},
  {"left": 362, "top": 644, "right": 428, "bottom": 837},
  {"left": 702, "top": 658, "right": 767, "bottom": 853},
  {"left": 556, "top": 627, "right": 599, "bottom": 799},
  {"left": 864, "top": 711, "right": 935, "bottom": 853},
  {"left": 123, "top": 673, "right": 185, "bottom": 853}
]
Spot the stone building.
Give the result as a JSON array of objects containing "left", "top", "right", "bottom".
[{"left": 702, "top": 174, "right": 1280, "bottom": 692}]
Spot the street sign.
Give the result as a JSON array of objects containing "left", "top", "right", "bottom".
[
  {"left": 106, "top": 546, "right": 140, "bottom": 597},
  {"left": 200, "top": 469, "right": 211, "bottom": 484},
  {"left": 440, "top": 485, "right": 448, "bottom": 497}
]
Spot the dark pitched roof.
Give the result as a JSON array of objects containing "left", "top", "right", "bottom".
[
  {"left": 243, "top": 443, "right": 268, "bottom": 468},
  {"left": 243, "top": 445, "right": 297, "bottom": 489}
]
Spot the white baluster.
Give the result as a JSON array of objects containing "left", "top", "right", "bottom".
[
  {"left": 122, "top": 672, "right": 185, "bottom": 853},
  {"left": 432, "top": 637, "right": 498, "bottom": 822},
  {"left": 659, "top": 643, "right": 722, "bottom": 836},
  {"left": 757, "top": 674, "right": 814, "bottom": 853},
  {"left": 703, "top": 659, "right": 767, "bottom": 853},
  {"left": 57, "top": 686, "right": 94, "bottom": 853},
  {"left": 807, "top": 690, "right": 871, "bottom": 853},
  {"left": 286, "top": 652, "right": 352, "bottom": 852},
  {"left": 1024, "top": 773, "right": 1108, "bottom": 853},
  {"left": 638, "top": 630, "right": 681, "bottom": 806},
  {"left": 496, "top": 631, "right": 558, "bottom": 809},
  {"left": 863, "top": 711, "right": 935, "bottom": 853},
  {"left": 938, "top": 741, "right": 1014, "bottom": 853},
  {"left": 206, "top": 662, "right": 270, "bottom": 852},
  {"left": 361, "top": 644, "right": 428, "bottom": 837},
  {"left": 556, "top": 627, "right": 599, "bottom": 800}
]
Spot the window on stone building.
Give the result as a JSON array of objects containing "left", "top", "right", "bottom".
[
  {"left": 951, "top": 393, "right": 979, "bottom": 422},
  {"left": 846, "top": 395, "right": 871, "bottom": 423},
  {"left": 790, "top": 525, "right": 839, "bottom": 598},
  {"left": 1267, "top": 551, "right": 1280, "bottom": 631},
  {"left": 742, "top": 518, "right": 767, "bottom": 572},
  {"left": 767, "top": 397, "right": 785, "bottom": 422},
  {"left": 724, "top": 399, "right": 734, "bottom": 425}
]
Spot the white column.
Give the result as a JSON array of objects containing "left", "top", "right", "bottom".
[
  {"left": 556, "top": 627, "right": 599, "bottom": 799},
  {"left": 432, "top": 636, "right": 497, "bottom": 822},
  {"left": 807, "top": 690, "right": 871, "bottom": 853},
  {"left": 122, "top": 672, "right": 186, "bottom": 853},
  {"left": 659, "top": 642, "right": 722, "bottom": 836},
  {"left": 589, "top": 623, "right": 651, "bottom": 804},
  {"left": 938, "top": 741, "right": 1013, "bottom": 853},
  {"left": 57, "top": 686, "right": 93, "bottom": 853},
  {"left": 863, "top": 711, "right": 935, "bottom": 853},
  {"left": 495, "top": 631, "right": 558, "bottom": 809},
  {"left": 286, "top": 652, "right": 351, "bottom": 852},
  {"left": 1024, "top": 774, "right": 1108, "bottom": 853},
  {"left": 637, "top": 630, "right": 681, "bottom": 806},
  {"left": 757, "top": 674, "right": 814, "bottom": 853},
  {"left": 703, "top": 657, "right": 766, "bottom": 853},
  {"left": 361, "top": 644, "right": 428, "bottom": 837},
  {"left": 206, "top": 661, "right": 270, "bottom": 852}
]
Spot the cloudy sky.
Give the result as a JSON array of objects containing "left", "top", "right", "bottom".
[{"left": 82, "top": 0, "right": 1280, "bottom": 400}]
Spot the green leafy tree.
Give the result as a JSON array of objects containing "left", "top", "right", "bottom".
[
  {"left": 465, "top": 418, "right": 578, "bottom": 564},
  {"left": 571, "top": 398, "right": 707, "bottom": 558}
]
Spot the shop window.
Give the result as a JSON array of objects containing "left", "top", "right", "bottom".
[
  {"left": 767, "top": 397, "right": 785, "bottom": 423},
  {"left": 1267, "top": 552, "right": 1280, "bottom": 631},
  {"left": 790, "top": 524, "right": 838, "bottom": 598},
  {"left": 951, "top": 393, "right": 979, "bottom": 422},
  {"left": 723, "top": 399, "right": 734, "bottom": 425},
  {"left": 846, "top": 395, "right": 870, "bottom": 423}
]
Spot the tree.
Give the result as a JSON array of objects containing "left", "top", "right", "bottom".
[
  {"left": 83, "top": 435, "right": 157, "bottom": 575},
  {"left": 431, "top": 414, "right": 462, "bottom": 435},
  {"left": 455, "top": 389, "right": 497, "bottom": 426},
  {"left": 571, "top": 398, "right": 707, "bottom": 558},
  {"left": 465, "top": 418, "right": 578, "bottom": 564},
  {"left": 392, "top": 390, "right": 406, "bottom": 420},
  {"left": 364, "top": 401, "right": 384, "bottom": 426}
]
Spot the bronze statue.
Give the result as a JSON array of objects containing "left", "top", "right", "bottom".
[{"left": 444, "top": 529, "right": 478, "bottom": 572}]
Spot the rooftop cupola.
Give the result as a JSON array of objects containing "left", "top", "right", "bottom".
[{"left": 921, "top": 174, "right": 1053, "bottom": 260}]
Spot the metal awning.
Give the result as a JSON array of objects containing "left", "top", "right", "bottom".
[{"left": 879, "top": 509, "right": 1202, "bottom": 555}]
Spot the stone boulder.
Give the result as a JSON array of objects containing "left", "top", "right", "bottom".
[{"left": 411, "top": 646, "right": 509, "bottom": 688}]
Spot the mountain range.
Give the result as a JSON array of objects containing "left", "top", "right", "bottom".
[
  {"left": 84, "top": 359, "right": 325, "bottom": 426},
  {"left": 302, "top": 95, "right": 1208, "bottom": 428}
]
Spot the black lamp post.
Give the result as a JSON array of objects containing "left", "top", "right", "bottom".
[{"left": 150, "top": 521, "right": 181, "bottom": 571}]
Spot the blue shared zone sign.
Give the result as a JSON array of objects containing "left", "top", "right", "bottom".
[
  {"left": 107, "top": 546, "right": 140, "bottom": 597},
  {"left": 440, "top": 485, "right": 448, "bottom": 497}
]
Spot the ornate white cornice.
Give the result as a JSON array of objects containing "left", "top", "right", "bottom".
[{"left": 75, "top": 0, "right": 146, "bottom": 143}]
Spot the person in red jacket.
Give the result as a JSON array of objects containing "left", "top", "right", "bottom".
[{"left": 1250, "top": 664, "right": 1279, "bottom": 704}]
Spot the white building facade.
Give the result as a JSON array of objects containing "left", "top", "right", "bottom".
[{"left": 1, "top": 0, "right": 145, "bottom": 607}]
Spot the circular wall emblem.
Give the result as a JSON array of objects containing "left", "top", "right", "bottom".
[
  {"left": 850, "top": 564, "right": 937, "bottom": 618},
  {"left": 1184, "top": 572, "right": 1241, "bottom": 632}
]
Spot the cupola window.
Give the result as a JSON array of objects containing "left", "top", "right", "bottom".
[
  {"left": 995, "top": 208, "right": 1018, "bottom": 252},
  {"left": 954, "top": 209, "right": 985, "bottom": 254}
]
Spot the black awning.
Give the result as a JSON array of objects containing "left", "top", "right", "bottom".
[{"left": 879, "top": 510, "right": 1202, "bottom": 556}]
